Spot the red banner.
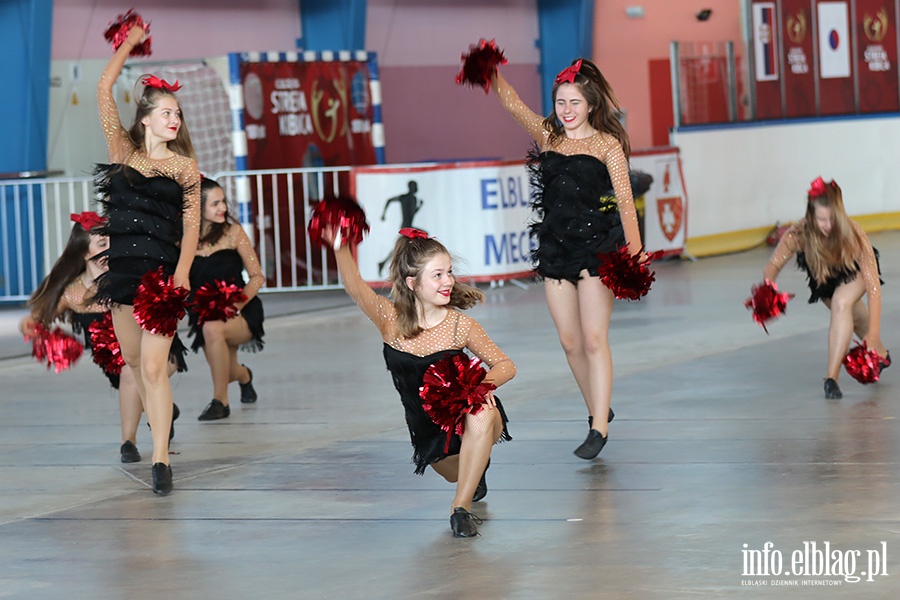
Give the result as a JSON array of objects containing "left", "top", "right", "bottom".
[
  {"left": 855, "top": 0, "right": 899, "bottom": 112},
  {"left": 781, "top": 0, "right": 817, "bottom": 116},
  {"left": 241, "top": 61, "right": 377, "bottom": 169},
  {"left": 816, "top": 0, "right": 855, "bottom": 114}
]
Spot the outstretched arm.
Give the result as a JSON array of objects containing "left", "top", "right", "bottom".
[
  {"left": 491, "top": 71, "right": 546, "bottom": 143},
  {"left": 98, "top": 25, "right": 146, "bottom": 162},
  {"left": 330, "top": 239, "right": 395, "bottom": 336},
  {"left": 763, "top": 224, "right": 801, "bottom": 282}
]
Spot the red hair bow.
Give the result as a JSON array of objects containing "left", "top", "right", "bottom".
[
  {"left": 142, "top": 75, "right": 182, "bottom": 92},
  {"left": 399, "top": 228, "right": 429, "bottom": 239},
  {"left": 70, "top": 212, "right": 106, "bottom": 231},
  {"left": 807, "top": 176, "right": 826, "bottom": 198},
  {"left": 555, "top": 59, "right": 583, "bottom": 85}
]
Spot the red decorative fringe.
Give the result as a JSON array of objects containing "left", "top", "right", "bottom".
[
  {"left": 419, "top": 354, "right": 497, "bottom": 452},
  {"left": 456, "top": 39, "right": 508, "bottom": 93},
  {"left": 88, "top": 313, "right": 125, "bottom": 376},
  {"left": 744, "top": 279, "right": 794, "bottom": 334},
  {"left": 190, "top": 280, "right": 248, "bottom": 325},
  {"left": 597, "top": 246, "right": 660, "bottom": 300},
  {"left": 307, "top": 196, "right": 370, "bottom": 249},
  {"left": 103, "top": 9, "right": 152, "bottom": 57},
  {"left": 27, "top": 323, "right": 84, "bottom": 374},
  {"left": 133, "top": 267, "right": 188, "bottom": 336},
  {"left": 843, "top": 341, "right": 882, "bottom": 384}
]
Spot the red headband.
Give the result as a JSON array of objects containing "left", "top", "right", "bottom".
[
  {"left": 555, "top": 59, "right": 583, "bottom": 85},
  {"left": 142, "top": 75, "right": 182, "bottom": 92},
  {"left": 399, "top": 228, "right": 429, "bottom": 239},
  {"left": 71, "top": 212, "right": 106, "bottom": 231}
]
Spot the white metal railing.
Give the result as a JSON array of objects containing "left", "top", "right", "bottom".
[{"left": 0, "top": 166, "right": 354, "bottom": 303}]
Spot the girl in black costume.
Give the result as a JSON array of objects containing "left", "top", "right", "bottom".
[
  {"left": 490, "top": 59, "right": 643, "bottom": 459},
  {"left": 326, "top": 227, "right": 516, "bottom": 538},
  {"left": 19, "top": 213, "right": 186, "bottom": 463},
  {"left": 188, "top": 178, "right": 263, "bottom": 420},
  {"left": 94, "top": 25, "right": 201, "bottom": 495},
  {"left": 763, "top": 177, "right": 890, "bottom": 399}
]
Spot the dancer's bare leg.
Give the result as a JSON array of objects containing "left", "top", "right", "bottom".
[
  {"left": 824, "top": 277, "right": 866, "bottom": 380},
  {"left": 576, "top": 274, "right": 615, "bottom": 436},
  {"left": 544, "top": 279, "right": 592, "bottom": 409},
  {"left": 201, "top": 318, "right": 252, "bottom": 404},
  {"left": 141, "top": 331, "right": 176, "bottom": 464},
  {"left": 118, "top": 365, "right": 143, "bottom": 444}
]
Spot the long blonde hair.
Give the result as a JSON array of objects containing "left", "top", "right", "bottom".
[
  {"left": 800, "top": 179, "right": 866, "bottom": 282},
  {"left": 388, "top": 234, "right": 484, "bottom": 338}
]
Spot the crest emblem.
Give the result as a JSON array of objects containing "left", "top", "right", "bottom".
[
  {"left": 864, "top": 9, "right": 889, "bottom": 42},
  {"left": 656, "top": 196, "right": 683, "bottom": 243},
  {"left": 786, "top": 12, "right": 807, "bottom": 44}
]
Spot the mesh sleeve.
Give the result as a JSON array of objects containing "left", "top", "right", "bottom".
[
  {"left": 464, "top": 316, "right": 516, "bottom": 388},
  {"left": 763, "top": 224, "right": 802, "bottom": 281},
  {"left": 493, "top": 72, "right": 547, "bottom": 144},
  {"left": 233, "top": 225, "right": 265, "bottom": 301},
  {"left": 97, "top": 68, "right": 136, "bottom": 163},
  {"left": 602, "top": 137, "right": 641, "bottom": 253}
]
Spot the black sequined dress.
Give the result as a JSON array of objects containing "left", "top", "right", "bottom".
[
  {"left": 382, "top": 345, "right": 511, "bottom": 475},
  {"left": 187, "top": 249, "right": 265, "bottom": 353},
  {"left": 93, "top": 165, "right": 186, "bottom": 306},
  {"left": 527, "top": 150, "right": 626, "bottom": 283}
]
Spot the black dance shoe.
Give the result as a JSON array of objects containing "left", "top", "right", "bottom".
[
  {"left": 151, "top": 462, "right": 173, "bottom": 495},
  {"left": 120, "top": 440, "right": 141, "bottom": 463},
  {"left": 240, "top": 365, "right": 258, "bottom": 404},
  {"left": 198, "top": 399, "right": 230, "bottom": 421},
  {"left": 473, "top": 459, "right": 491, "bottom": 502},
  {"left": 450, "top": 507, "right": 482, "bottom": 538},
  {"left": 824, "top": 378, "right": 843, "bottom": 399},
  {"left": 880, "top": 351, "right": 892, "bottom": 372},
  {"left": 574, "top": 429, "right": 608, "bottom": 460}
]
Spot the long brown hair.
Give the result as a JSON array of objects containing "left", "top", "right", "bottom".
[
  {"left": 800, "top": 179, "right": 866, "bottom": 282},
  {"left": 199, "top": 178, "right": 237, "bottom": 246},
  {"left": 542, "top": 58, "right": 631, "bottom": 157},
  {"left": 128, "top": 79, "right": 197, "bottom": 160},
  {"left": 28, "top": 224, "right": 93, "bottom": 324},
  {"left": 388, "top": 234, "right": 484, "bottom": 338}
]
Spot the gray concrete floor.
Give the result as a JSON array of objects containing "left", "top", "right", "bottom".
[{"left": 3, "top": 234, "right": 900, "bottom": 599}]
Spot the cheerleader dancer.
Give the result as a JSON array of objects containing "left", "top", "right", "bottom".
[
  {"left": 325, "top": 226, "right": 515, "bottom": 538},
  {"left": 488, "top": 58, "right": 643, "bottom": 458},
  {"left": 763, "top": 177, "right": 890, "bottom": 399},
  {"left": 188, "top": 178, "right": 264, "bottom": 420},
  {"left": 94, "top": 24, "right": 201, "bottom": 494},
  {"left": 19, "top": 213, "right": 185, "bottom": 462}
]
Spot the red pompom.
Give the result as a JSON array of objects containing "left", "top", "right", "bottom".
[
  {"left": 419, "top": 354, "right": 497, "bottom": 452},
  {"left": 843, "top": 341, "right": 882, "bottom": 384},
  {"left": 103, "top": 9, "right": 152, "bottom": 57},
  {"left": 133, "top": 267, "right": 188, "bottom": 336},
  {"left": 596, "top": 246, "right": 660, "bottom": 300},
  {"left": 88, "top": 313, "right": 125, "bottom": 376},
  {"left": 189, "top": 280, "right": 248, "bottom": 326},
  {"left": 744, "top": 279, "right": 794, "bottom": 334},
  {"left": 456, "top": 39, "right": 508, "bottom": 94},
  {"left": 307, "top": 196, "right": 370, "bottom": 249},
  {"left": 27, "top": 323, "right": 84, "bottom": 374}
]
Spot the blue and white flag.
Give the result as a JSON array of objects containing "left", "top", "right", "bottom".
[{"left": 817, "top": 1, "right": 851, "bottom": 78}]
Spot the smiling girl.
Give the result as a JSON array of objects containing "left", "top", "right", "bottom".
[
  {"left": 94, "top": 24, "right": 201, "bottom": 494},
  {"left": 489, "top": 58, "right": 642, "bottom": 459},
  {"left": 187, "top": 178, "right": 264, "bottom": 420},
  {"left": 327, "top": 227, "right": 515, "bottom": 538}
]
